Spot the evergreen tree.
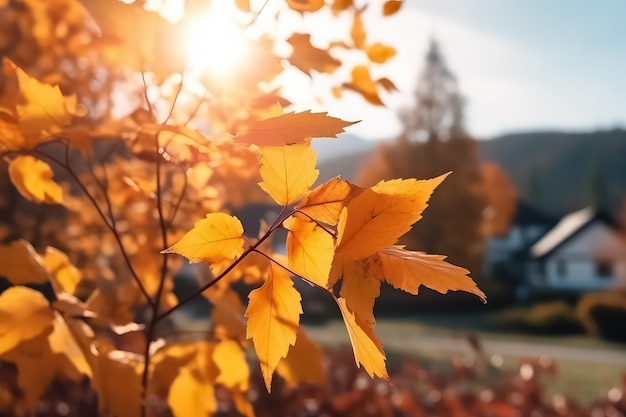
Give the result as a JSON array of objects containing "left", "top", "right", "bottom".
[{"left": 358, "top": 39, "right": 486, "bottom": 278}]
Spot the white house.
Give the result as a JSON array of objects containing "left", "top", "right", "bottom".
[
  {"left": 483, "top": 201, "right": 556, "bottom": 278},
  {"left": 525, "top": 207, "right": 626, "bottom": 294}
]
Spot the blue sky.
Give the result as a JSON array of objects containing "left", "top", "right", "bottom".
[{"left": 316, "top": 0, "right": 626, "bottom": 140}]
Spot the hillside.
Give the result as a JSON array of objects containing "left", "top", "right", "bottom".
[
  {"left": 479, "top": 128, "right": 626, "bottom": 215},
  {"left": 318, "top": 128, "right": 626, "bottom": 216}
]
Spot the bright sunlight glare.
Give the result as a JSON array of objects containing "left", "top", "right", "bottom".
[{"left": 186, "top": 2, "right": 247, "bottom": 76}]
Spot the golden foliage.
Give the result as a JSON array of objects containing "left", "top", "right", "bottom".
[
  {"left": 246, "top": 262, "right": 303, "bottom": 391},
  {"left": 8, "top": 156, "right": 63, "bottom": 204},
  {"left": 258, "top": 144, "right": 319, "bottom": 206},
  {"left": 0, "top": 0, "right": 487, "bottom": 413}
]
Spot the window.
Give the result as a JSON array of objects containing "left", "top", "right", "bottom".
[
  {"left": 556, "top": 260, "right": 566, "bottom": 277},
  {"left": 595, "top": 261, "right": 613, "bottom": 278}
]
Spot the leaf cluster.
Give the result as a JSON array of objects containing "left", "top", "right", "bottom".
[{"left": 0, "top": 1, "right": 485, "bottom": 416}]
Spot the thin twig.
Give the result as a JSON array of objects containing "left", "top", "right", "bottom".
[
  {"left": 141, "top": 71, "right": 155, "bottom": 117},
  {"left": 294, "top": 210, "right": 337, "bottom": 238},
  {"left": 184, "top": 90, "right": 207, "bottom": 125},
  {"left": 155, "top": 206, "right": 286, "bottom": 323},
  {"left": 163, "top": 79, "right": 184, "bottom": 124},
  {"left": 246, "top": 0, "right": 272, "bottom": 27},
  {"left": 167, "top": 165, "right": 188, "bottom": 227},
  {"left": 33, "top": 146, "right": 154, "bottom": 305},
  {"left": 141, "top": 131, "right": 171, "bottom": 417}
]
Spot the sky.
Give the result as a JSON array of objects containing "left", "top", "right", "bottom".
[{"left": 302, "top": 0, "right": 626, "bottom": 140}]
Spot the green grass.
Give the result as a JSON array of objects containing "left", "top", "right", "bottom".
[{"left": 305, "top": 318, "right": 626, "bottom": 405}]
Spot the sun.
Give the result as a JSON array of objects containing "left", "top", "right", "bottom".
[{"left": 185, "top": 2, "right": 247, "bottom": 76}]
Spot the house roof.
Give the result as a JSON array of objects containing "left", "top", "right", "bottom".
[
  {"left": 529, "top": 207, "right": 614, "bottom": 258},
  {"left": 514, "top": 201, "right": 558, "bottom": 226}
]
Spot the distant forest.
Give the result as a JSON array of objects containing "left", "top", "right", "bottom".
[{"left": 317, "top": 128, "right": 626, "bottom": 217}]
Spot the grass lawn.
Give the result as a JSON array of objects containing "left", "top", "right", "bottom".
[{"left": 305, "top": 317, "right": 626, "bottom": 405}]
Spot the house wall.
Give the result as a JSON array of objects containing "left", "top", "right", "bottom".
[
  {"left": 531, "top": 222, "right": 626, "bottom": 291},
  {"left": 484, "top": 225, "right": 549, "bottom": 276}
]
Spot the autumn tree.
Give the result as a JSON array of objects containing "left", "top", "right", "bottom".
[
  {"left": 0, "top": 2, "right": 484, "bottom": 417},
  {"left": 357, "top": 38, "right": 486, "bottom": 279}
]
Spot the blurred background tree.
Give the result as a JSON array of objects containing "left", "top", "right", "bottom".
[{"left": 357, "top": 39, "right": 486, "bottom": 278}]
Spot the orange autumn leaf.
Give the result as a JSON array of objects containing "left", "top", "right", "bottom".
[
  {"left": 344, "top": 65, "right": 383, "bottom": 105},
  {"left": 350, "top": 13, "right": 366, "bottom": 49},
  {"left": 3, "top": 59, "right": 75, "bottom": 139},
  {"left": 0, "top": 240, "right": 49, "bottom": 285},
  {"left": 168, "top": 367, "right": 216, "bottom": 417},
  {"left": 235, "top": 0, "right": 251, "bottom": 12},
  {"left": 286, "top": 0, "right": 325, "bottom": 12},
  {"left": 339, "top": 258, "right": 381, "bottom": 328},
  {"left": 161, "top": 212, "right": 244, "bottom": 263},
  {"left": 92, "top": 347, "right": 143, "bottom": 417},
  {"left": 382, "top": 0, "right": 402, "bottom": 15},
  {"left": 1, "top": 314, "right": 92, "bottom": 410},
  {"left": 367, "top": 43, "right": 397, "bottom": 64},
  {"left": 284, "top": 214, "right": 334, "bottom": 287},
  {"left": 331, "top": 0, "right": 353, "bottom": 13},
  {"left": 8, "top": 156, "right": 63, "bottom": 204},
  {"left": 258, "top": 144, "right": 319, "bottom": 206},
  {"left": 296, "top": 177, "right": 363, "bottom": 226},
  {"left": 377, "top": 246, "right": 486, "bottom": 301},
  {"left": 235, "top": 110, "right": 355, "bottom": 146},
  {"left": 287, "top": 33, "right": 342, "bottom": 76},
  {"left": 213, "top": 340, "right": 249, "bottom": 391},
  {"left": 377, "top": 77, "right": 398, "bottom": 92},
  {"left": 276, "top": 327, "right": 327, "bottom": 386},
  {"left": 335, "top": 174, "right": 448, "bottom": 260},
  {"left": 245, "top": 262, "right": 302, "bottom": 391},
  {"left": 336, "top": 297, "right": 388, "bottom": 380},
  {"left": 0, "top": 286, "right": 54, "bottom": 355},
  {"left": 43, "top": 247, "right": 82, "bottom": 295},
  {"left": 206, "top": 287, "right": 247, "bottom": 341}
]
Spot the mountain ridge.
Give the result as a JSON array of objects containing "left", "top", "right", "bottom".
[{"left": 317, "top": 128, "right": 626, "bottom": 216}]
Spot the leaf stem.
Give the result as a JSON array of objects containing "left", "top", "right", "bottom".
[{"left": 155, "top": 205, "right": 287, "bottom": 323}]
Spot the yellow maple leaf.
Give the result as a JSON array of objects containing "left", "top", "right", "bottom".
[
  {"left": 162, "top": 212, "right": 245, "bottom": 263},
  {"left": 168, "top": 367, "right": 216, "bottom": 417},
  {"left": 235, "top": 110, "right": 355, "bottom": 146},
  {"left": 232, "top": 388, "right": 255, "bottom": 417},
  {"left": 213, "top": 340, "right": 250, "bottom": 391},
  {"left": 350, "top": 13, "right": 366, "bottom": 49},
  {"left": 235, "top": 0, "right": 251, "bottom": 12},
  {"left": 0, "top": 286, "right": 54, "bottom": 355},
  {"left": 167, "top": 342, "right": 220, "bottom": 417},
  {"left": 205, "top": 287, "right": 247, "bottom": 341},
  {"left": 258, "top": 144, "right": 319, "bottom": 206},
  {"left": 0, "top": 240, "right": 49, "bottom": 285},
  {"left": 43, "top": 247, "right": 82, "bottom": 295},
  {"left": 276, "top": 327, "right": 327, "bottom": 386},
  {"left": 92, "top": 346, "right": 143, "bottom": 417},
  {"left": 1, "top": 333, "right": 60, "bottom": 410},
  {"left": 287, "top": 33, "right": 342, "bottom": 76},
  {"left": 339, "top": 258, "right": 381, "bottom": 328},
  {"left": 286, "top": 0, "right": 324, "bottom": 12},
  {"left": 245, "top": 262, "right": 302, "bottom": 391},
  {"left": 343, "top": 65, "right": 383, "bottom": 105},
  {"left": 335, "top": 174, "right": 448, "bottom": 260},
  {"left": 81, "top": 0, "right": 186, "bottom": 80},
  {"left": 377, "top": 246, "right": 486, "bottom": 301},
  {"left": 284, "top": 214, "right": 334, "bottom": 287},
  {"left": 8, "top": 156, "right": 63, "bottom": 204},
  {"left": 336, "top": 297, "right": 388, "bottom": 380},
  {"left": 296, "top": 177, "right": 363, "bottom": 226},
  {"left": 0, "top": 112, "right": 26, "bottom": 150},
  {"left": 367, "top": 43, "right": 397, "bottom": 64},
  {"left": 382, "top": 0, "right": 403, "bottom": 15},
  {"left": 15, "top": 70, "right": 75, "bottom": 137}
]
